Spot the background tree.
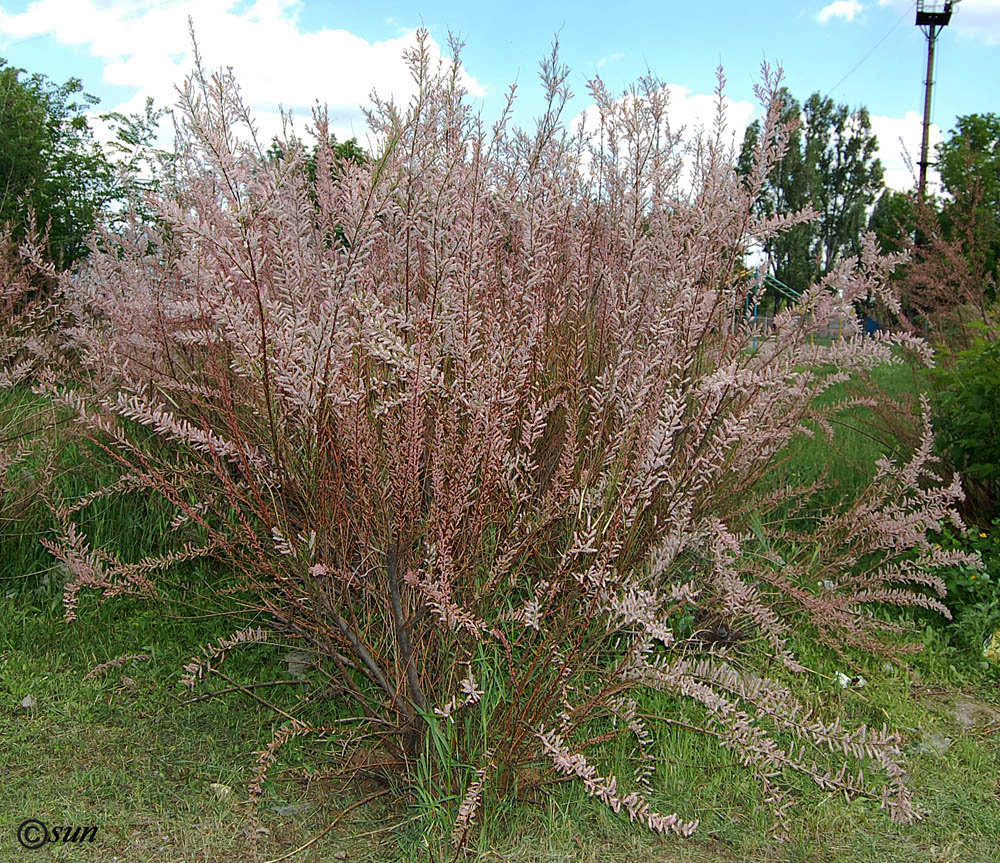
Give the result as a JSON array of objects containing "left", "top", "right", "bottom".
[
  {"left": 875, "top": 116, "right": 1000, "bottom": 515},
  {"left": 868, "top": 189, "right": 914, "bottom": 257},
  {"left": 739, "top": 90, "right": 884, "bottom": 307},
  {"left": 266, "top": 131, "right": 367, "bottom": 191},
  {"left": 738, "top": 88, "right": 815, "bottom": 305},
  {"left": 935, "top": 113, "right": 1000, "bottom": 297},
  {"left": 98, "top": 97, "right": 176, "bottom": 230},
  {"left": 802, "top": 93, "right": 884, "bottom": 273},
  {"left": 266, "top": 130, "right": 367, "bottom": 247},
  {"left": 0, "top": 58, "right": 115, "bottom": 269},
  {"left": 873, "top": 116, "right": 1000, "bottom": 345},
  {"left": 938, "top": 114, "right": 1000, "bottom": 216}
]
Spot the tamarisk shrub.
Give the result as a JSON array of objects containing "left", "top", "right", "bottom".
[
  {"left": 1, "top": 228, "right": 53, "bottom": 388},
  {"left": 1, "top": 226, "right": 61, "bottom": 530},
  {"left": 44, "top": 32, "right": 978, "bottom": 842}
]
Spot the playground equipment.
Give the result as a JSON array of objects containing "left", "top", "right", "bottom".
[
  {"left": 741, "top": 269, "right": 880, "bottom": 347},
  {"left": 742, "top": 270, "right": 801, "bottom": 349}
]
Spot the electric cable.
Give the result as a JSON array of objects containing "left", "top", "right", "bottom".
[{"left": 826, "top": 1, "right": 916, "bottom": 97}]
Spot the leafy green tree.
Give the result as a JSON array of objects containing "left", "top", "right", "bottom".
[
  {"left": 938, "top": 114, "right": 1000, "bottom": 219},
  {"left": 99, "top": 97, "right": 175, "bottom": 228},
  {"left": 867, "top": 189, "right": 915, "bottom": 256},
  {"left": 802, "top": 93, "right": 884, "bottom": 272},
  {"left": 738, "top": 88, "right": 815, "bottom": 303},
  {"left": 935, "top": 113, "right": 1000, "bottom": 293},
  {"left": 266, "top": 132, "right": 367, "bottom": 247},
  {"left": 266, "top": 133, "right": 366, "bottom": 190},
  {"left": 0, "top": 58, "right": 115, "bottom": 268},
  {"left": 739, "top": 91, "right": 885, "bottom": 300},
  {"left": 881, "top": 115, "right": 1000, "bottom": 343}
]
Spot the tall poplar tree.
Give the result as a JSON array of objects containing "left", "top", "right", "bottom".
[{"left": 739, "top": 90, "right": 885, "bottom": 300}]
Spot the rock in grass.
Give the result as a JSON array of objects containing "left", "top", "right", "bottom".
[
  {"left": 984, "top": 631, "right": 1000, "bottom": 664},
  {"left": 208, "top": 782, "right": 232, "bottom": 800},
  {"left": 284, "top": 650, "right": 314, "bottom": 678},
  {"left": 915, "top": 731, "right": 952, "bottom": 755}
]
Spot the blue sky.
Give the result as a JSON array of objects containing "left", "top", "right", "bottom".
[{"left": 1, "top": 0, "right": 997, "bottom": 191}]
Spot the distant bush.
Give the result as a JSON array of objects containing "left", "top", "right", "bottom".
[
  {"left": 932, "top": 335, "right": 1000, "bottom": 516},
  {"left": 35, "top": 33, "right": 978, "bottom": 844},
  {"left": 935, "top": 519, "right": 1000, "bottom": 656},
  {"left": 0, "top": 58, "right": 116, "bottom": 269}
]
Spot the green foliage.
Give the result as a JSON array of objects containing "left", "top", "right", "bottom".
[
  {"left": 98, "top": 97, "right": 175, "bottom": 229},
  {"left": 932, "top": 337, "right": 1000, "bottom": 514},
  {"left": 934, "top": 520, "right": 1000, "bottom": 656},
  {"left": 0, "top": 57, "right": 115, "bottom": 268},
  {"left": 937, "top": 113, "right": 1000, "bottom": 221},
  {"left": 935, "top": 113, "right": 1000, "bottom": 300},
  {"left": 738, "top": 88, "right": 815, "bottom": 302},
  {"left": 859, "top": 114, "right": 1000, "bottom": 278},
  {"left": 266, "top": 132, "right": 367, "bottom": 190},
  {"left": 266, "top": 132, "right": 367, "bottom": 247},
  {"left": 738, "top": 89, "right": 884, "bottom": 304},
  {"left": 876, "top": 117, "right": 1000, "bottom": 348},
  {"left": 802, "top": 93, "right": 884, "bottom": 270},
  {"left": 867, "top": 189, "right": 915, "bottom": 257}
]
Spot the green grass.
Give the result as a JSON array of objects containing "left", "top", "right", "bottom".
[
  {"left": 780, "top": 359, "right": 929, "bottom": 503},
  {"left": 4, "top": 582, "right": 1000, "bottom": 862},
  {"left": 0, "top": 582, "right": 407, "bottom": 862},
  {"left": 4, "top": 367, "right": 1000, "bottom": 862}
]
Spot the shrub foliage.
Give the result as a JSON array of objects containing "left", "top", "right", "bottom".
[
  {"left": 933, "top": 337, "right": 1000, "bottom": 515},
  {"left": 31, "top": 35, "right": 979, "bottom": 840},
  {"left": 1, "top": 227, "right": 60, "bottom": 531}
]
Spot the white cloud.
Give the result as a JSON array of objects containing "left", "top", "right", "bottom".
[
  {"left": 870, "top": 110, "right": 942, "bottom": 192},
  {"left": 572, "top": 83, "right": 756, "bottom": 150},
  {"left": 571, "top": 82, "right": 757, "bottom": 194},
  {"left": 0, "top": 0, "right": 485, "bottom": 148},
  {"left": 817, "top": 1, "right": 864, "bottom": 23},
  {"left": 660, "top": 83, "right": 757, "bottom": 144},
  {"left": 953, "top": 0, "right": 1000, "bottom": 43},
  {"left": 596, "top": 52, "right": 624, "bottom": 69}
]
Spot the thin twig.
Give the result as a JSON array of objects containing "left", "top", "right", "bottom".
[
  {"left": 209, "top": 668, "right": 299, "bottom": 723},
  {"left": 261, "top": 789, "right": 390, "bottom": 863},
  {"left": 387, "top": 542, "right": 427, "bottom": 712},
  {"left": 177, "top": 679, "right": 308, "bottom": 705}
]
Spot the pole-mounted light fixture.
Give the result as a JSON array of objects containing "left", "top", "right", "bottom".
[{"left": 915, "top": 1, "right": 958, "bottom": 203}]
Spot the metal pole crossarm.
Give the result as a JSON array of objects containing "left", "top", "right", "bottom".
[{"left": 916, "top": 1, "right": 954, "bottom": 27}]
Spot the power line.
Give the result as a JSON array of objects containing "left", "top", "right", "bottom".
[{"left": 825, "top": 1, "right": 916, "bottom": 98}]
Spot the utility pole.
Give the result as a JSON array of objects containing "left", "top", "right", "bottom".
[{"left": 915, "top": 1, "right": 955, "bottom": 204}]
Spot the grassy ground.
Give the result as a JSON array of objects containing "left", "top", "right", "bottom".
[
  {"left": 3, "top": 362, "right": 1000, "bottom": 862},
  {"left": 4, "top": 577, "right": 999, "bottom": 862},
  {"left": 780, "top": 358, "right": 928, "bottom": 496}
]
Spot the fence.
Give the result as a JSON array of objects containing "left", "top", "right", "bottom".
[{"left": 746, "top": 314, "right": 877, "bottom": 341}]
